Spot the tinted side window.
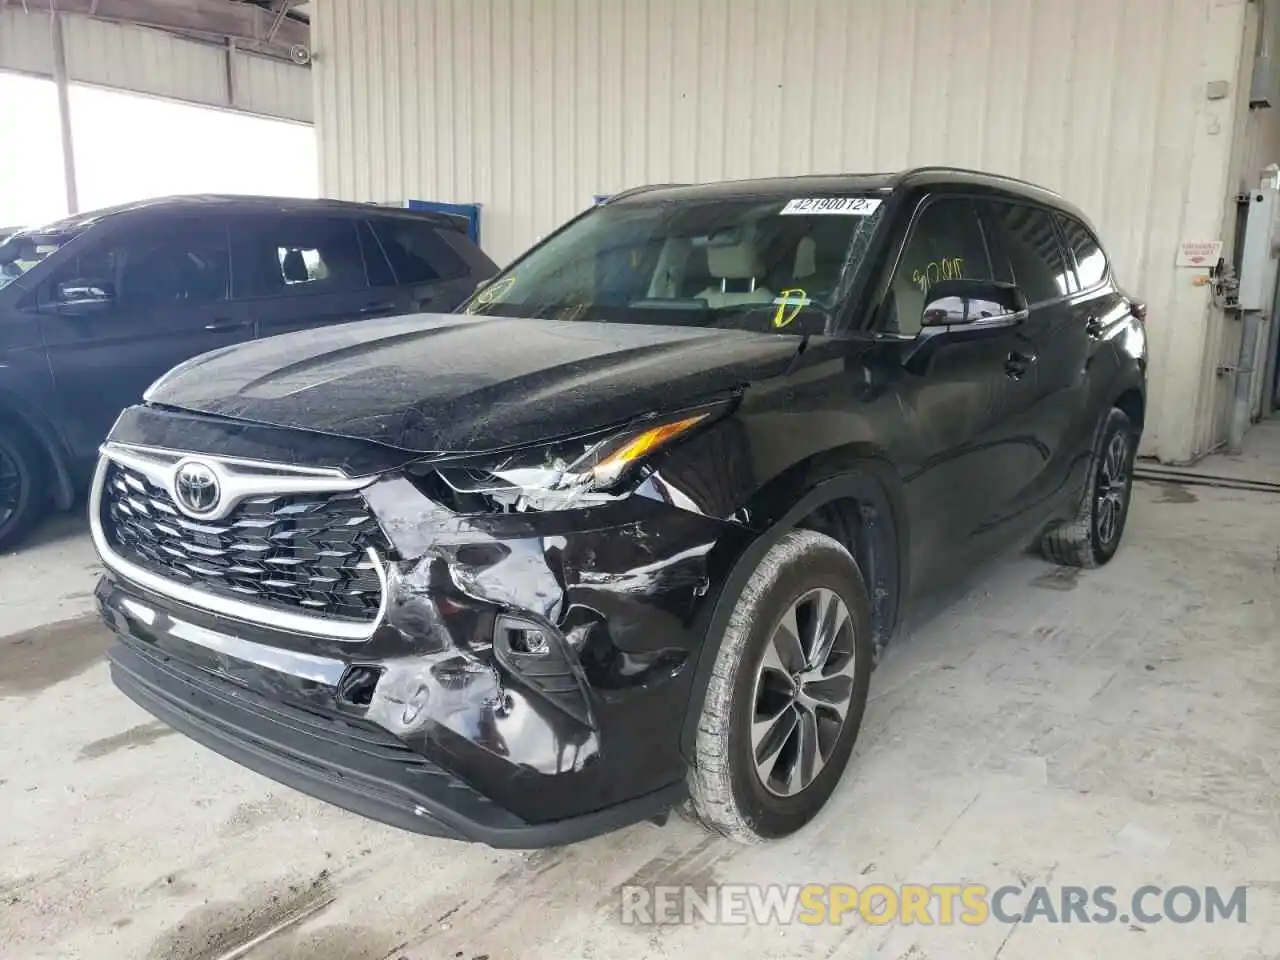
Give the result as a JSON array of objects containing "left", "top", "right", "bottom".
[
  {"left": 980, "top": 202, "right": 1073, "bottom": 303},
  {"left": 46, "top": 246, "right": 120, "bottom": 305},
  {"left": 884, "top": 197, "right": 991, "bottom": 336},
  {"left": 1057, "top": 215, "right": 1108, "bottom": 290},
  {"left": 373, "top": 219, "right": 468, "bottom": 284},
  {"left": 358, "top": 221, "right": 396, "bottom": 287},
  {"left": 235, "top": 216, "right": 368, "bottom": 298},
  {"left": 50, "top": 223, "right": 230, "bottom": 309}
]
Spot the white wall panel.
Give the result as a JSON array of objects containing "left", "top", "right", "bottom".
[
  {"left": 314, "top": 0, "right": 1280, "bottom": 463},
  {"left": 232, "top": 49, "right": 312, "bottom": 123},
  {"left": 63, "top": 15, "right": 227, "bottom": 105},
  {"left": 0, "top": 9, "right": 312, "bottom": 123},
  {"left": 0, "top": 7, "right": 54, "bottom": 75}
]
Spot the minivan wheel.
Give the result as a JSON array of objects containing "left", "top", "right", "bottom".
[
  {"left": 687, "top": 529, "right": 873, "bottom": 844},
  {"left": 0, "top": 424, "right": 47, "bottom": 552},
  {"left": 1039, "top": 407, "right": 1136, "bottom": 568}
]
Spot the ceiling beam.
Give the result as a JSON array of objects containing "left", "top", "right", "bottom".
[
  {"left": 265, "top": 0, "right": 299, "bottom": 44},
  {"left": 14, "top": 0, "right": 308, "bottom": 51}
]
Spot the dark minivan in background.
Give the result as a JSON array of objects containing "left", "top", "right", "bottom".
[{"left": 0, "top": 195, "right": 498, "bottom": 549}]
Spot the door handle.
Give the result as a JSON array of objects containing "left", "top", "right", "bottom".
[
  {"left": 204, "top": 318, "right": 249, "bottom": 333},
  {"left": 359, "top": 302, "right": 396, "bottom": 315},
  {"left": 1005, "top": 350, "right": 1037, "bottom": 379}
]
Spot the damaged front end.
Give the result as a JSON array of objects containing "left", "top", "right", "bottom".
[{"left": 94, "top": 404, "right": 758, "bottom": 845}]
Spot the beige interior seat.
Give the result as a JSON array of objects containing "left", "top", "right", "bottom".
[
  {"left": 697, "top": 231, "right": 774, "bottom": 308},
  {"left": 793, "top": 235, "right": 816, "bottom": 281}
]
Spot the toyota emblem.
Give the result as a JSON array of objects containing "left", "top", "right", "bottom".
[{"left": 174, "top": 461, "right": 220, "bottom": 515}]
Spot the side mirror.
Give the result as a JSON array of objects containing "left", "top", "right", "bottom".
[
  {"left": 921, "top": 278, "right": 1028, "bottom": 332},
  {"left": 53, "top": 278, "right": 115, "bottom": 314}
]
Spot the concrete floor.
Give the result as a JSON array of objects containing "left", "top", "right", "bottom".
[
  {"left": 2, "top": 478, "right": 1278, "bottom": 960},
  {"left": 1196, "top": 417, "right": 1280, "bottom": 486}
]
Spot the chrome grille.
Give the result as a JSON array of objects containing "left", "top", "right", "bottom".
[{"left": 101, "top": 460, "right": 389, "bottom": 623}]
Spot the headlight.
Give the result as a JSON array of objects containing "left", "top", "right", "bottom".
[{"left": 427, "top": 406, "right": 723, "bottom": 512}]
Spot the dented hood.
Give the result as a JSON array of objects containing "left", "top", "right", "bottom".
[{"left": 146, "top": 313, "right": 802, "bottom": 454}]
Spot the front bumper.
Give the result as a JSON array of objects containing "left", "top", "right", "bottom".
[
  {"left": 104, "top": 597, "right": 684, "bottom": 846},
  {"left": 94, "top": 459, "right": 751, "bottom": 845}
]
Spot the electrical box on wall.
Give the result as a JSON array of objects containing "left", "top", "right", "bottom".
[
  {"left": 406, "top": 200, "right": 482, "bottom": 247},
  {"left": 1236, "top": 184, "right": 1280, "bottom": 311}
]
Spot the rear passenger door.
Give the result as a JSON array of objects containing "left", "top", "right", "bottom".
[
  {"left": 1055, "top": 215, "right": 1126, "bottom": 474},
  {"left": 977, "top": 200, "right": 1083, "bottom": 517},
  {"left": 230, "top": 214, "right": 408, "bottom": 341},
  {"left": 370, "top": 215, "right": 491, "bottom": 313}
]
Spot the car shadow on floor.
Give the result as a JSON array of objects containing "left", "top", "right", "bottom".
[{"left": 18, "top": 510, "right": 91, "bottom": 552}]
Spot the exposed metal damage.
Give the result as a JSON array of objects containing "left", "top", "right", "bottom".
[{"left": 360, "top": 467, "right": 745, "bottom": 781}]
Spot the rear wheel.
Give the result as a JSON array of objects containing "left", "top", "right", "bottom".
[
  {"left": 1039, "top": 407, "right": 1136, "bottom": 568},
  {"left": 0, "top": 424, "right": 47, "bottom": 552},
  {"left": 686, "top": 529, "right": 874, "bottom": 844}
]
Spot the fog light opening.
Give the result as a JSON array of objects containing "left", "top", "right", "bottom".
[
  {"left": 510, "top": 627, "right": 550, "bottom": 655},
  {"left": 496, "top": 615, "right": 552, "bottom": 656},
  {"left": 337, "top": 664, "right": 383, "bottom": 707}
]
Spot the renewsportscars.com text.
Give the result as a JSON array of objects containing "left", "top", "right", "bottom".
[{"left": 619, "top": 883, "right": 1248, "bottom": 927}]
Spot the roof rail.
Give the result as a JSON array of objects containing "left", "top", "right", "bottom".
[{"left": 900, "top": 166, "right": 1063, "bottom": 197}]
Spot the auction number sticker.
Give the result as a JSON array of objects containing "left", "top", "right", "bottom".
[{"left": 780, "top": 197, "right": 882, "bottom": 216}]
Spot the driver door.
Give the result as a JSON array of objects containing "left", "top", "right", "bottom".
[
  {"left": 38, "top": 218, "right": 252, "bottom": 460},
  {"left": 881, "top": 196, "right": 1042, "bottom": 591}
]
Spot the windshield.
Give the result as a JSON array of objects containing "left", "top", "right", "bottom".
[
  {"left": 0, "top": 232, "right": 76, "bottom": 291},
  {"left": 464, "top": 194, "right": 885, "bottom": 333}
]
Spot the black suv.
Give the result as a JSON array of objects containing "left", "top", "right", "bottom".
[
  {"left": 0, "top": 196, "right": 497, "bottom": 548},
  {"left": 92, "top": 168, "right": 1146, "bottom": 847}
]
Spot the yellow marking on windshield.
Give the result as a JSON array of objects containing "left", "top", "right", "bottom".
[
  {"left": 467, "top": 275, "right": 518, "bottom": 314},
  {"left": 772, "top": 288, "right": 809, "bottom": 329}
]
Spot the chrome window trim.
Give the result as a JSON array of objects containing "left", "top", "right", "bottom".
[{"left": 91, "top": 447, "right": 389, "bottom": 643}]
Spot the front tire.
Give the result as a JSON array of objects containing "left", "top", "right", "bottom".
[
  {"left": 0, "top": 423, "right": 46, "bottom": 552},
  {"left": 1039, "top": 407, "right": 1136, "bottom": 568},
  {"left": 687, "top": 529, "right": 874, "bottom": 844}
]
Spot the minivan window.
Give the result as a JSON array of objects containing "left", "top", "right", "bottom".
[
  {"left": 884, "top": 197, "right": 991, "bottom": 336},
  {"left": 1057, "top": 215, "right": 1108, "bottom": 290},
  {"left": 235, "top": 216, "right": 368, "bottom": 298},
  {"left": 463, "top": 196, "right": 886, "bottom": 332},
  {"left": 48, "top": 224, "right": 230, "bottom": 308},
  {"left": 0, "top": 232, "right": 78, "bottom": 291},
  {"left": 357, "top": 222, "right": 396, "bottom": 287},
  {"left": 980, "top": 202, "right": 1073, "bottom": 304},
  {"left": 374, "top": 219, "right": 468, "bottom": 284}
]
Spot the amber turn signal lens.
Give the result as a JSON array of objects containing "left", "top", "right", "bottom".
[{"left": 594, "top": 414, "right": 709, "bottom": 475}]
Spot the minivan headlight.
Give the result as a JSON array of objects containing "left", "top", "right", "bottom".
[{"left": 427, "top": 406, "right": 723, "bottom": 512}]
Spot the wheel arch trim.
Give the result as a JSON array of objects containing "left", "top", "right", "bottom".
[
  {"left": 678, "top": 463, "right": 905, "bottom": 760},
  {"left": 0, "top": 390, "right": 76, "bottom": 511}
]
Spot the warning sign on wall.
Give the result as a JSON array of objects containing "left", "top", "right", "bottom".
[{"left": 1175, "top": 240, "right": 1223, "bottom": 268}]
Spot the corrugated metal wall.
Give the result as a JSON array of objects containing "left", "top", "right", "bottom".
[
  {"left": 314, "top": 0, "right": 1280, "bottom": 463},
  {"left": 1211, "top": 0, "right": 1280, "bottom": 451},
  {"left": 0, "top": 9, "right": 312, "bottom": 123}
]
